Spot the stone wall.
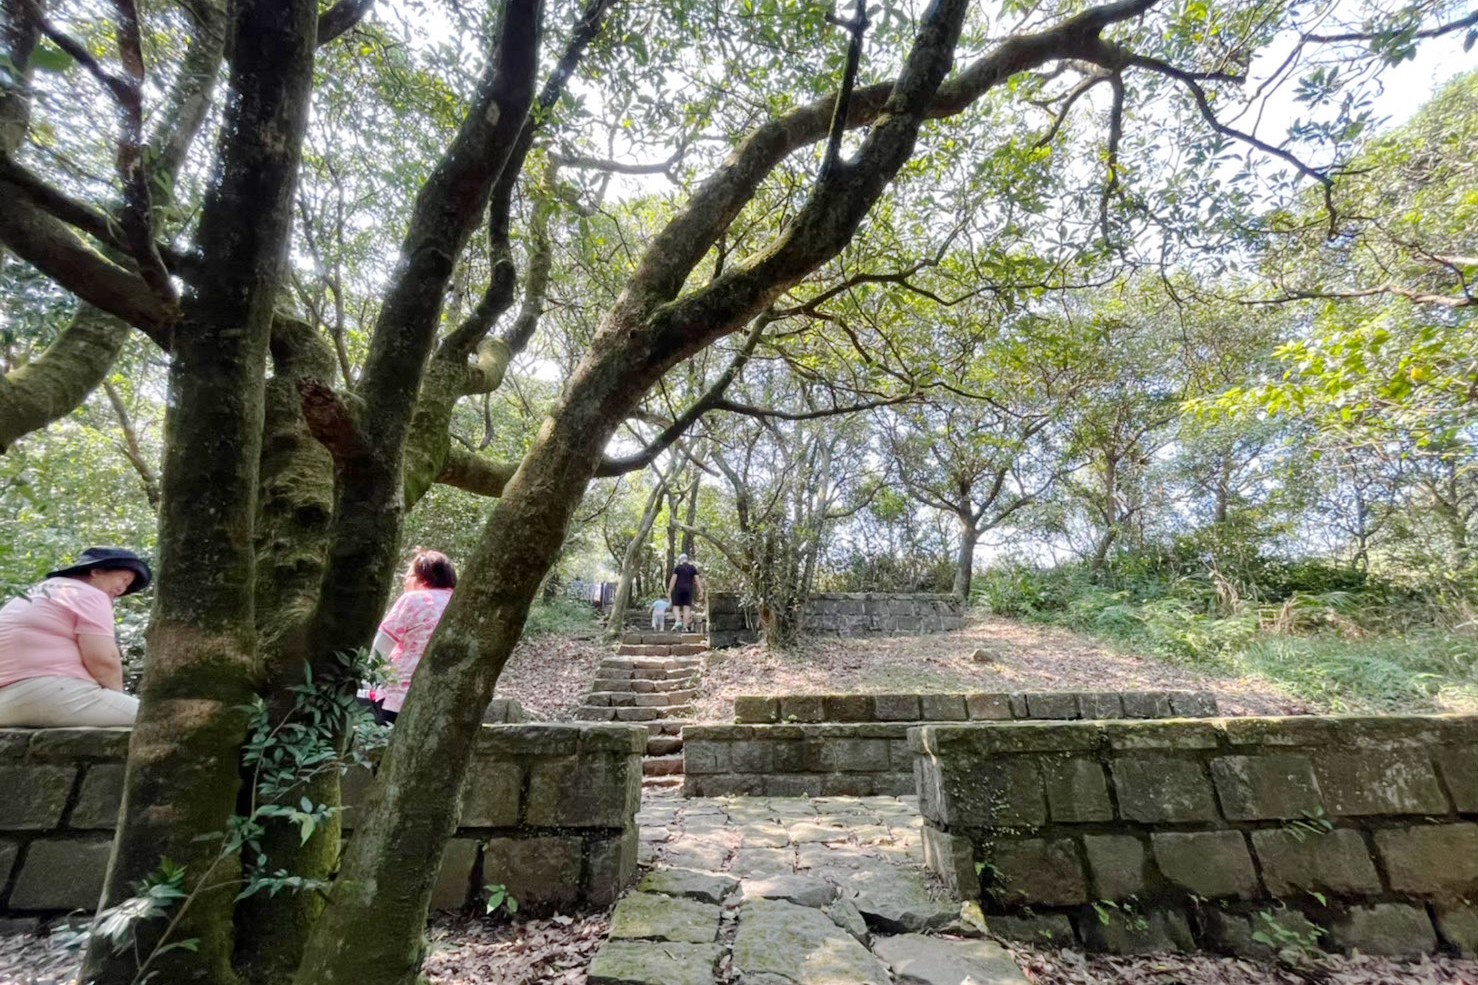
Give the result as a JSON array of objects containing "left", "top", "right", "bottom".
[
  {"left": 912, "top": 716, "right": 1478, "bottom": 958},
  {"left": 1, "top": 722, "right": 644, "bottom": 919},
  {"left": 708, "top": 592, "right": 965, "bottom": 647},
  {"left": 732, "top": 690, "right": 1218, "bottom": 724},
  {"left": 685, "top": 691, "right": 1219, "bottom": 797}
]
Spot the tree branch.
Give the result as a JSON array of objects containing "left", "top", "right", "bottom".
[
  {"left": 818, "top": 0, "right": 869, "bottom": 185},
  {"left": 316, "top": 0, "right": 374, "bottom": 44},
  {"left": 437, "top": 447, "right": 518, "bottom": 497}
]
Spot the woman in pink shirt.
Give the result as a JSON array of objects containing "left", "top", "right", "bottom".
[
  {"left": 0, "top": 547, "right": 151, "bottom": 727},
  {"left": 366, "top": 549, "right": 456, "bottom": 725}
]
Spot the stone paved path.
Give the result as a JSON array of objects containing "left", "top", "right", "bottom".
[{"left": 587, "top": 791, "right": 1029, "bottom": 985}]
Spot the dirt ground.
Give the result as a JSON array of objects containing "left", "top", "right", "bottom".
[
  {"left": 493, "top": 633, "right": 607, "bottom": 720},
  {"left": 694, "top": 614, "right": 1306, "bottom": 721}
]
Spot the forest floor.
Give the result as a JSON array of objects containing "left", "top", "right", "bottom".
[{"left": 692, "top": 615, "right": 1307, "bottom": 721}]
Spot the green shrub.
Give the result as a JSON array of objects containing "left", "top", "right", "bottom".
[{"left": 522, "top": 599, "right": 597, "bottom": 637}]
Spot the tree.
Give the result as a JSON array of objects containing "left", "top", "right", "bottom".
[{"left": 1, "top": 0, "right": 1469, "bottom": 983}]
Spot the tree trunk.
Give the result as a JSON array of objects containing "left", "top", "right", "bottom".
[
  {"left": 609, "top": 468, "right": 671, "bottom": 633},
  {"left": 952, "top": 513, "right": 978, "bottom": 600},
  {"left": 682, "top": 471, "right": 699, "bottom": 556},
  {"left": 80, "top": 0, "right": 318, "bottom": 981},
  {"left": 233, "top": 316, "right": 340, "bottom": 985},
  {"left": 294, "top": 390, "right": 608, "bottom": 985}
]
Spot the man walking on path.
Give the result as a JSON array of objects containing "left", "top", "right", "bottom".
[{"left": 668, "top": 553, "right": 703, "bottom": 633}]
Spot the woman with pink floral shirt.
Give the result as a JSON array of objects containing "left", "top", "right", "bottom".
[{"left": 365, "top": 549, "right": 456, "bottom": 725}]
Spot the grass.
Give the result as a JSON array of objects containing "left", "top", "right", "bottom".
[
  {"left": 1234, "top": 632, "right": 1478, "bottom": 712},
  {"left": 521, "top": 599, "right": 599, "bottom": 638}
]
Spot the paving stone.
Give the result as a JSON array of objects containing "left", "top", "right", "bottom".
[
  {"left": 0, "top": 766, "right": 75, "bottom": 829},
  {"left": 639, "top": 867, "right": 740, "bottom": 904},
  {"left": 609, "top": 892, "right": 722, "bottom": 943},
  {"left": 1151, "top": 831, "right": 1258, "bottom": 899},
  {"left": 790, "top": 822, "right": 849, "bottom": 844},
  {"left": 827, "top": 896, "right": 870, "bottom": 942},
  {"left": 1251, "top": 829, "right": 1381, "bottom": 897},
  {"left": 9, "top": 838, "right": 112, "bottom": 911},
  {"left": 872, "top": 933, "right": 1029, "bottom": 985},
  {"left": 741, "top": 874, "right": 837, "bottom": 908},
  {"left": 732, "top": 898, "right": 891, "bottom": 985},
  {"left": 738, "top": 823, "right": 791, "bottom": 848},
  {"left": 991, "top": 838, "right": 1088, "bottom": 906},
  {"left": 1329, "top": 903, "right": 1437, "bottom": 956},
  {"left": 1111, "top": 757, "right": 1217, "bottom": 823},
  {"left": 588, "top": 941, "right": 722, "bottom": 985},
  {"left": 663, "top": 841, "right": 731, "bottom": 872},
  {"left": 836, "top": 866, "right": 958, "bottom": 933},
  {"left": 1211, "top": 754, "right": 1323, "bottom": 820},
  {"left": 731, "top": 848, "right": 795, "bottom": 877},
  {"left": 640, "top": 826, "right": 671, "bottom": 843},
  {"left": 1373, "top": 823, "right": 1478, "bottom": 897},
  {"left": 1083, "top": 834, "right": 1145, "bottom": 901}
]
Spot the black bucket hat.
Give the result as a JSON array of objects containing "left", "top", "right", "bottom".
[{"left": 47, "top": 547, "right": 153, "bottom": 595}]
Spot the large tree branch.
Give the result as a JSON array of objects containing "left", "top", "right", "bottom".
[
  {"left": 436, "top": 447, "right": 518, "bottom": 497},
  {"left": 596, "top": 315, "right": 769, "bottom": 477},
  {"left": 316, "top": 0, "right": 373, "bottom": 44}
]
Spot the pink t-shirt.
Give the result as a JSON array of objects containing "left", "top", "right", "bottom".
[
  {"left": 376, "top": 588, "right": 453, "bottom": 713},
  {"left": 0, "top": 578, "right": 117, "bottom": 688}
]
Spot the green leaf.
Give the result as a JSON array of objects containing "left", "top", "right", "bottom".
[{"left": 29, "top": 43, "right": 73, "bottom": 74}]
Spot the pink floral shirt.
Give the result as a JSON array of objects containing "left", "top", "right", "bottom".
[{"left": 375, "top": 588, "right": 453, "bottom": 713}]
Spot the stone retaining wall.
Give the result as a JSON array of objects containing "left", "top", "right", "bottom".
[
  {"left": 708, "top": 592, "right": 965, "bottom": 647},
  {"left": 732, "top": 690, "right": 1218, "bottom": 724},
  {"left": 1, "top": 722, "right": 643, "bottom": 919},
  {"left": 685, "top": 691, "right": 1219, "bottom": 797},
  {"left": 912, "top": 716, "right": 1478, "bottom": 958}
]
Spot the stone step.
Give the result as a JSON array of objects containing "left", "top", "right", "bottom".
[
  {"left": 646, "top": 734, "right": 684, "bottom": 756},
  {"left": 622, "top": 632, "right": 706, "bottom": 645},
  {"left": 614, "top": 643, "right": 709, "bottom": 658},
  {"left": 642, "top": 753, "right": 684, "bottom": 777},
  {"left": 599, "top": 656, "right": 704, "bottom": 671},
  {"left": 633, "top": 690, "right": 696, "bottom": 707},
  {"left": 604, "top": 667, "right": 702, "bottom": 682},
  {"left": 642, "top": 719, "right": 690, "bottom": 736},
  {"left": 641, "top": 774, "right": 683, "bottom": 789},
  {"left": 572, "top": 705, "right": 693, "bottom": 722},
  {"left": 590, "top": 677, "right": 698, "bottom": 694}
]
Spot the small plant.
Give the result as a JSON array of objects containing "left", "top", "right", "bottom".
[
  {"left": 1250, "top": 907, "right": 1326, "bottom": 964},
  {"left": 1090, "top": 897, "right": 1149, "bottom": 932},
  {"left": 1282, "top": 807, "right": 1334, "bottom": 842},
  {"left": 484, "top": 883, "right": 520, "bottom": 917}
]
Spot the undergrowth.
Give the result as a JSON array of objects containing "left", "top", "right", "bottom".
[
  {"left": 977, "top": 562, "right": 1478, "bottom": 712},
  {"left": 521, "top": 598, "right": 599, "bottom": 637}
]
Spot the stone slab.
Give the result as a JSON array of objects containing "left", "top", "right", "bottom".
[
  {"left": 1151, "top": 831, "right": 1258, "bottom": 899},
  {"left": 872, "top": 933, "right": 1029, "bottom": 985},
  {"left": 639, "top": 867, "right": 739, "bottom": 905},
  {"left": 1373, "top": 823, "right": 1478, "bottom": 897},
  {"left": 609, "top": 893, "right": 721, "bottom": 943},
  {"left": 0, "top": 765, "right": 75, "bottom": 830},
  {"left": 731, "top": 898, "right": 891, "bottom": 985},
  {"left": 588, "top": 941, "right": 722, "bottom": 985},
  {"left": 741, "top": 874, "right": 837, "bottom": 908},
  {"left": 1251, "top": 829, "right": 1381, "bottom": 897},
  {"left": 1329, "top": 903, "right": 1438, "bottom": 957}
]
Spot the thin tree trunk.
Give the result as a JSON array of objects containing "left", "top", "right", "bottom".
[
  {"left": 81, "top": 0, "right": 318, "bottom": 980},
  {"left": 952, "top": 512, "right": 978, "bottom": 600},
  {"left": 610, "top": 467, "right": 673, "bottom": 632},
  {"left": 682, "top": 471, "right": 699, "bottom": 556}
]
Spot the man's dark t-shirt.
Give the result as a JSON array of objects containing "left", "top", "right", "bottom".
[{"left": 671, "top": 562, "right": 699, "bottom": 605}]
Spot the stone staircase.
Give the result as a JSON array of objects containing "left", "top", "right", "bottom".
[{"left": 573, "top": 632, "right": 707, "bottom": 783}]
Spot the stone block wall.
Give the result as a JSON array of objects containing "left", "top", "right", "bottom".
[
  {"left": 686, "top": 691, "right": 1219, "bottom": 797},
  {"left": 708, "top": 592, "right": 965, "bottom": 647},
  {"left": 912, "top": 716, "right": 1478, "bottom": 958},
  {"left": 1, "top": 722, "right": 643, "bottom": 919},
  {"left": 732, "top": 690, "right": 1218, "bottom": 724}
]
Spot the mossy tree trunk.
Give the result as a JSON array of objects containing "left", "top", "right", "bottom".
[
  {"left": 296, "top": 5, "right": 974, "bottom": 981},
  {"left": 80, "top": 1, "right": 319, "bottom": 981}
]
